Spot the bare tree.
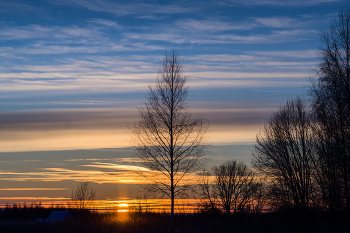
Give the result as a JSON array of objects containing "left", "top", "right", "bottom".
[
  {"left": 310, "top": 7, "right": 350, "bottom": 211},
  {"left": 71, "top": 181, "right": 96, "bottom": 210},
  {"left": 213, "top": 160, "right": 256, "bottom": 214},
  {"left": 197, "top": 170, "right": 219, "bottom": 213},
  {"left": 252, "top": 98, "right": 315, "bottom": 211},
  {"left": 248, "top": 178, "right": 268, "bottom": 213},
  {"left": 198, "top": 160, "right": 259, "bottom": 215},
  {"left": 131, "top": 49, "right": 207, "bottom": 231}
]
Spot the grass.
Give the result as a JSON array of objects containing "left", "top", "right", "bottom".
[{"left": 0, "top": 204, "right": 349, "bottom": 233}]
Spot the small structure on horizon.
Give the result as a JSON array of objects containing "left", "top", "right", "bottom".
[{"left": 44, "top": 211, "right": 71, "bottom": 222}]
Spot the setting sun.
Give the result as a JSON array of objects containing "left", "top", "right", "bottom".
[
  {"left": 117, "top": 203, "right": 129, "bottom": 213},
  {"left": 118, "top": 203, "right": 128, "bottom": 208}
]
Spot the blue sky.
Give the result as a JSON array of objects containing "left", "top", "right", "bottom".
[{"left": 0, "top": 0, "right": 345, "bottom": 204}]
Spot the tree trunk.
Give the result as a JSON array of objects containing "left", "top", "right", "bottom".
[
  {"left": 170, "top": 55, "right": 175, "bottom": 233},
  {"left": 171, "top": 185, "right": 174, "bottom": 233}
]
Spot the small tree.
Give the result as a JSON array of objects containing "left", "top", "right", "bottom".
[
  {"left": 214, "top": 160, "right": 256, "bottom": 214},
  {"left": 132, "top": 49, "right": 207, "bottom": 232},
  {"left": 198, "top": 160, "right": 260, "bottom": 214},
  {"left": 197, "top": 170, "right": 219, "bottom": 213},
  {"left": 71, "top": 181, "right": 96, "bottom": 210}
]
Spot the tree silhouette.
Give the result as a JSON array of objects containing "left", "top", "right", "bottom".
[
  {"left": 252, "top": 98, "right": 315, "bottom": 211},
  {"left": 310, "top": 8, "right": 350, "bottom": 211},
  {"left": 198, "top": 160, "right": 261, "bottom": 214},
  {"left": 131, "top": 49, "right": 207, "bottom": 232},
  {"left": 70, "top": 181, "right": 96, "bottom": 210}
]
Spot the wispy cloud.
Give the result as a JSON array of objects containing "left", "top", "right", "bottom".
[
  {"left": 82, "top": 162, "right": 150, "bottom": 172},
  {"left": 254, "top": 17, "right": 312, "bottom": 28},
  {"left": 0, "top": 197, "right": 68, "bottom": 200},
  {"left": 224, "top": 0, "right": 341, "bottom": 7},
  {"left": 0, "top": 24, "right": 103, "bottom": 41},
  {"left": 87, "top": 18, "right": 123, "bottom": 29},
  {"left": 0, "top": 1, "right": 43, "bottom": 15},
  {"left": 54, "top": 0, "right": 194, "bottom": 17},
  {"left": 250, "top": 50, "right": 318, "bottom": 58},
  {"left": 175, "top": 19, "right": 256, "bottom": 31},
  {"left": 0, "top": 105, "right": 289, "bottom": 152},
  {"left": 175, "top": 16, "right": 315, "bottom": 32},
  {"left": 0, "top": 166, "right": 145, "bottom": 184},
  {"left": 0, "top": 188, "right": 68, "bottom": 191}
]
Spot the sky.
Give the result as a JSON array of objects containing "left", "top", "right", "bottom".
[{"left": 0, "top": 0, "right": 345, "bottom": 206}]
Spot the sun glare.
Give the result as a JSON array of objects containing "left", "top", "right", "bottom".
[
  {"left": 118, "top": 203, "right": 128, "bottom": 207},
  {"left": 117, "top": 203, "right": 129, "bottom": 212}
]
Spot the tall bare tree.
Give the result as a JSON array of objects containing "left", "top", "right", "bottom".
[
  {"left": 252, "top": 98, "right": 315, "bottom": 211},
  {"left": 310, "top": 8, "right": 350, "bottom": 211},
  {"left": 132, "top": 50, "right": 207, "bottom": 231}
]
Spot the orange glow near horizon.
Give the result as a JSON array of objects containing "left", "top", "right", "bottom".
[
  {"left": 117, "top": 203, "right": 129, "bottom": 212},
  {"left": 0, "top": 199, "right": 200, "bottom": 213},
  {"left": 0, "top": 119, "right": 261, "bottom": 153}
]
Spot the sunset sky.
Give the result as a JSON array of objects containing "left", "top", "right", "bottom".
[{"left": 0, "top": 0, "right": 344, "bottom": 205}]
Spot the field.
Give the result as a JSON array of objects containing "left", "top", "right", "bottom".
[{"left": 0, "top": 205, "right": 349, "bottom": 233}]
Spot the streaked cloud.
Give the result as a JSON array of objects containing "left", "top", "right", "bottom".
[
  {"left": 0, "top": 106, "right": 281, "bottom": 152},
  {"left": 225, "top": 0, "right": 340, "bottom": 7},
  {"left": 0, "top": 188, "right": 68, "bottom": 191},
  {"left": 82, "top": 162, "right": 151, "bottom": 172},
  {"left": 0, "top": 197, "right": 68, "bottom": 200},
  {"left": 54, "top": 0, "right": 194, "bottom": 16},
  {"left": 250, "top": 50, "right": 318, "bottom": 58}
]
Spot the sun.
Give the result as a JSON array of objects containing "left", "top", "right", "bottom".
[
  {"left": 117, "top": 203, "right": 129, "bottom": 212},
  {"left": 118, "top": 203, "right": 128, "bottom": 208}
]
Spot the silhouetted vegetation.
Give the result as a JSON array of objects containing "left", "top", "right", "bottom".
[
  {"left": 131, "top": 49, "right": 208, "bottom": 232},
  {"left": 252, "top": 98, "right": 315, "bottom": 211},
  {"left": 0, "top": 208, "right": 350, "bottom": 233},
  {"left": 250, "top": 7, "right": 350, "bottom": 214},
  {"left": 69, "top": 181, "right": 96, "bottom": 210},
  {"left": 198, "top": 160, "right": 266, "bottom": 214},
  {"left": 309, "top": 8, "right": 350, "bottom": 212},
  {"left": 0, "top": 202, "right": 66, "bottom": 221}
]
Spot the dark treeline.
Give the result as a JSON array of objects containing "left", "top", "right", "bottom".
[
  {"left": 0, "top": 202, "right": 66, "bottom": 221},
  {"left": 198, "top": 8, "right": 350, "bottom": 215},
  {"left": 1, "top": 207, "right": 349, "bottom": 233},
  {"left": 253, "top": 8, "right": 350, "bottom": 213}
]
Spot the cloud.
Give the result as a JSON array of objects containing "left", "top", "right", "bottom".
[
  {"left": 87, "top": 18, "right": 123, "bottom": 29},
  {"left": 254, "top": 17, "right": 310, "bottom": 28},
  {"left": 0, "top": 197, "right": 68, "bottom": 200},
  {"left": 0, "top": 1, "right": 43, "bottom": 15},
  {"left": 175, "top": 16, "right": 315, "bottom": 32},
  {"left": 0, "top": 166, "right": 145, "bottom": 184},
  {"left": 224, "top": 0, "right": 341, "bottom": 7},
  {"left": 82, "top": 162, "right": 150, "bottom": 172},
  {"left": 0, "top": 24, "right": 104, "bottom": 41},
  {"left": 124, "top": 28, "right": 316, "bottom": 44},
  {"left": 175, "top": 19, "right": 256, "bottom": 31},
  {"left": 54, "top": 0, "right": 194, "bottom": 17},
  {"left": 0, "top": 188, "right": 68, "bottom": 191},
  {"left": 211, "top": 29, "right": 317, "bottom": 44},
  {"left": 250, "top": 50, "right": 318, "bottom": 58},
  {"left": 0, "top": 105, "right": 284, "bottom": 152},
  {"left": 0, "top": 48, "right": 314, "bottom": 92}
]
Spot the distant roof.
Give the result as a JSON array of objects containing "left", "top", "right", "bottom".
[{"left": 46, "top": 211, "right": 71, "bottom": 221}]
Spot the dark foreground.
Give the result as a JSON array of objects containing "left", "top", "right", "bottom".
[{"left": 0, "top": 210, "right": 349, "bottom": 233}]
